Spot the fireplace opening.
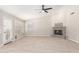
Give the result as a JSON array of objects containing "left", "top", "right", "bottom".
[{"left": 54, "top": 30, "right": 63, "bottom": 35}]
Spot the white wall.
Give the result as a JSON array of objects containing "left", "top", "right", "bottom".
[
  {"left": 51, "top": 5, "right": 79, "bottom": 43},
  {"left": 0, "top": 10, "right": 3, "bottom": 45},
  {"left": 62, "top": 6, "right": 79, "bottom": 43},
  {"left": 14, "top": 19, "right": 25, "bottom": 40},
  {"left": 51, "top": 6, "right": 66, "bottom": 27},
  {"left": 25, "top": 15, "right": 52, "bottom": 36},
  {"left": 0, "top": 9, "right": 25, "bottom": 45}
]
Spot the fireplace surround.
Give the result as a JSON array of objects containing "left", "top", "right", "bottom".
[
  {"left": 53, "top": 27, "right": 66, "bottom": 39},
  {"left": 53, "top": 23, "right": 66, "bottom": 39}
]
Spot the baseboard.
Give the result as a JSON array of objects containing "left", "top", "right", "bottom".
[
  {"left": 25, "top": 35, "right": 51, "bottom": 37},
  {"left": 68, "top": 38, "right": 79, "bottom": 43},
  {"left": 13, "top": 35, "right": 25, "bottom": 42}
]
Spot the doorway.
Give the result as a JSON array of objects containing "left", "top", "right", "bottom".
[{"left": 3, "top": 16, "right": 13, "bottom": 44}]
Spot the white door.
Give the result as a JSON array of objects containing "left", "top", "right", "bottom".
[{"left": 3, "top": 17, "right": 13, "bottom": 44}]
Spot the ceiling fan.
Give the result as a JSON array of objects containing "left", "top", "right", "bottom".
[{"left": 41, "top": 5, "right": 53, "bottom": 13}]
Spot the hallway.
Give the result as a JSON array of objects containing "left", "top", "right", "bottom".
[{"left": 0, "top": 36, "right": 79, "bottom": 53}]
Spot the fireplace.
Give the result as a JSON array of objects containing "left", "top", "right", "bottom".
[
  {"left": 53, "top": 27, "right": 66, "bottom": 39},
  {"left": 54, "top": 30, "right": 63, "bottom": 35}
]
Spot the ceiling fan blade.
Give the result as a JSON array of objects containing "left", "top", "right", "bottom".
[
  {"left": 44, "top": 10, "right": 48, "bottom": 13},
  {"left": 44, "top": 8, "right": 52, "bottom": 10}
]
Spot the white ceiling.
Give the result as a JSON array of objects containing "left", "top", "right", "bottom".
[{"left": 0, "top": 5, "right": 63, "bottom": 20}]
